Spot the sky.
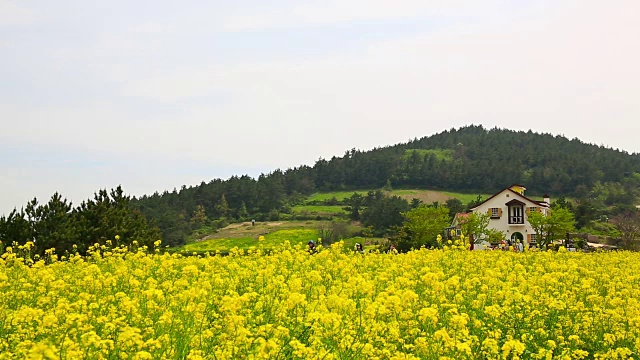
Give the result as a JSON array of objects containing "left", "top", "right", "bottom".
[{"left": 1, "top": 0, "right": 640, "bottom": 214}]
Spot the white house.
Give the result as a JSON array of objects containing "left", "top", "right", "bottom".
[{"left": 451, "top": 185, "right": 550, "bottom": 247}]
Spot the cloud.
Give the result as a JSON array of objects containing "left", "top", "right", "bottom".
[
  {"left": 0, "top": 0, "right": 35, "bottom": 26},
  {"left": 222, "top": 0, "right": 521, "bottom": 31},
  {"left": 127, "top": 22, "right": 164, "bottom": 34},
  {"left": 112, "top": 1, "right": 640, "bottom": 154}
]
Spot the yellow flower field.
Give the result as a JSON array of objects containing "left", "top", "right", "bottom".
[{"left": 1, "top": 243, "right": 640, "bottom": 359}]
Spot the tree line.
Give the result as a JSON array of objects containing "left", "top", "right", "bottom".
[{"left": 0, "top": 186, "right": 160, "bottom": 256}]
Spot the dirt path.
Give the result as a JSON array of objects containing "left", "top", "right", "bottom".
[
  {"left": 198, "top": 220, "right": 318, "bottom": 242},
  {"left": 394, "top": 190, "right": 453, "bottom": 204}
]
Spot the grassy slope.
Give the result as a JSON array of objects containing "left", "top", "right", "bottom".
[
  {"left": 292, "top": 188, "right": 492, "bottom": 217},
  {"left": 181, "top": 229, "right": 318, "bottom": 252},
  {"left": 302, "top": 188, "right": 493, "bottom": 206},
  {"left": 180, "top": 220, "right": 383, "bottom": 252},
  {"left": 291, "top": 205, "right": 348, "bottom": 215}
]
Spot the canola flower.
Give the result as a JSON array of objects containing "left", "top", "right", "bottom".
[{"left": 1, "top": 241, "right": 640, "bottom": 359}]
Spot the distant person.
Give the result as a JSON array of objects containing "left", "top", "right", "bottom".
[
  {"left": 389, "top": 244, "right": 398, "bottom": 254},
  {"left": 308, "top": 240, "right": 317, "bottom": 254},
  {"left": 355, "top": 243, "right": 364, "bottom": 254},
  {"left": 252, "top": 219, "right": 255, "bottom": 226}
]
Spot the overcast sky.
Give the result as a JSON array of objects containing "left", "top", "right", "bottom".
[{"left": 1, "top": 0, "right": 639, "bottom": 214}]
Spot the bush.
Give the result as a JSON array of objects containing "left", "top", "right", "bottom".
[{"left": 317, "top": 221, "right": 351, "bottom": 245}]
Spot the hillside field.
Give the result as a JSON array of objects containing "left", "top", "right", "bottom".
[
  {"left": 180, "top": 221, "right": 383, "bottom": 253},
  {"left": 290, "top": 189, "right": 493, "bottom": 217},
  {"left": 303, "top": 189, "right": 493, "bottom": 205}
]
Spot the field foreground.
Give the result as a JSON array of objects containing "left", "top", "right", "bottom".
[{"left": 1, "top": 245, "right": 640, "bottom": 359}]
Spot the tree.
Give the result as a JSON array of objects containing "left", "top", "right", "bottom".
[
  {"left": 574, "top": 199, "right": 600, "bottom": 229},
  {"left": 458, "top": 212, "right": 490, "bottom": 244},
  {"left": 237, "top": 202, "right": 249, "bottom": 220},
  {"left": 527, "top": 207, "right": 576, "bottom": 249},
  {"left": 31, "top": 193, "right": 78, "bottom": 256},
  {"left": 0, "top": 208, "right": 31, "bottom": 245},
  {"left": 410, "top": 198, "right": 423, "bottom": 209},
  {"left": 445, "top": 198, "right": 464, "bottom": 218},
  {"left": 191, "top": 205, "right": 208, "bottom": 226},
  {"left": 1, "top": 186, "right": 161, "bottom": 254},
  {"left": 485, "top": 228, "right": 506, "bottom": 244},
  {"left": 343, "top": 193, "right": 364, "bottom": 221},
  {"left": 361, "top": 194, "right": 410, "bottom": 234},
  {"left": 317, "top": 221, "right": 350, "bottom": 245},
  {"left": 75, "top": 186, "right": 161, "bottom": 250},
  {"left": 395, "top": 205, "right": 450, "bottom": 251},
  {"left": 215, "top": 194, "right": 231, "bottom": 219},
  {"left": 611, "top": 210, "right": 640, "bottom": 250},
  {"left": 552, "top": 195, "right": 574, "bottom": 212}
]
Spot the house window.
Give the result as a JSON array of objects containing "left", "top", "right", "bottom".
[
  {"left": 456, "top": 229, "right": 461, "bottom": 236},
  {"left": 529, "top": 207, "right": 537, "bottom": 213},
  {"left": 530, "top": 234, "right": 537, "bottom": 243},
  {"left": 509, "top": 206, "right": 524, "bottom": 224},
  {"left": 491, "top": 208, "right": 499, "bottom": 217}
]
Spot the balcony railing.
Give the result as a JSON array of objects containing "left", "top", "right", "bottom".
[{"left": 509, "top": 216, "right": 524, "bottom": 224}]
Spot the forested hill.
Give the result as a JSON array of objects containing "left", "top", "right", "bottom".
[{"left": 133, "top": 125, "right": 640, "bottom": 244}]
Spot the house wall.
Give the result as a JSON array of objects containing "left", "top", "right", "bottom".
[{"left": 472, "top": 189, "right": 549, "bottom": 246}]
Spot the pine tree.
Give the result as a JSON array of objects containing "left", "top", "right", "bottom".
[
  {"left": 237, "top": 202, "right": 249, "bottom": 220},
  {"left": 216, "top": 194, "right": 231, "bottom": 219},
  {"left": 191, "top": 205, "right": 207, "bottom": 226}
]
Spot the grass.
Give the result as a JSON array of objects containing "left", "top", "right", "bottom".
[
  {"left": 404, "top": 148, "right": 454, "bottom": 161},
  {"left": 181, "top": 228, "right": 319, "bottom": 252},
  {"left": 195, "top": 220, "right": 323, "bottom": 241},
  {"left": 291, "top": 205, "right": 347, "bottom": 215},
  {"left": 305, "top": 188, "right": 492, "bottom": 205},
  {"left": 440, "top": 191, "right": 488, "bottom": 204},
  {"left": 306, "top": 191, "right": 364, "bottom": 203},
  {"left": 180, "top": 220, "right": 379, "bottom": 253}
]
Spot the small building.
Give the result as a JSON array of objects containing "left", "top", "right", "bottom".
[{"left": 450, "top": 184, "right": 551, "bottom": 248}]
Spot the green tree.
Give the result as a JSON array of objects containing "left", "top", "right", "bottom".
[
  {"left": 396, "top": 205, "right": 450, "bottom": 251},
  {"left": 552, "top": 195, "right": 574, "bottom": 212},
  {"left": 31, "top": 193, "right": 78, "bottom": 256},
  {"left": 191, "top": 205, "right": 208, "bottom": 226},
  {"left": 237, "top": 201, "right": 249, "bottom": 220},
  {"left": 361, "top": 194, "right": 410, "bottom": 234},
  {"left": 528, "top": 207, "right": 576, "bottom": 249},
  {"left": 458, "top": 212, "right": 490, "bottom": 244},
  {"left": 485, "top": 228, "right": 506, "bottom": 243},
  {"left": 75, "top": 186, "right": 161, "bottom": 250},
  {"left": 574, "top": 199, "right": 600, "bottom": 229},
  {"left": 0, "top": 208, "right": 32, "bottom": 245},
  {"left": 215, "top": 194, "right": 231, "bottom": 219},
  {"left": 445, "top": 198, "right": 464, "bottom": 218},
  {"left": 343, "top": 193, "right": 364, "bottom": 221}
]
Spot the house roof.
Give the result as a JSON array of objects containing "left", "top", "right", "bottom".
[
  {"left": 505, "top": 199, "right": 526, "bottom": 206},
  {"left": 450, "top": 212, "right": 470, "bottom": 227},
  {"left": 470, "top": 186, "right": 550, "bottom": 211}
]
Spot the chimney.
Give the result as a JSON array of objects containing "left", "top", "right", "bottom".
[{"left": 543, "top": 194, "right": 550, "bottom": 205}]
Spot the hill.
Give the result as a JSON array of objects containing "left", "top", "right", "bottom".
[{"left": 133, "top": 125, "right": 640, "bottom": 245}]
